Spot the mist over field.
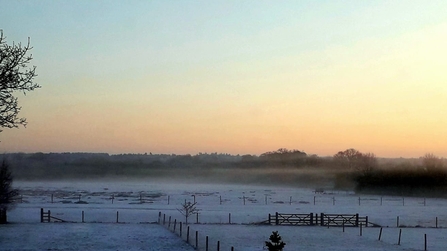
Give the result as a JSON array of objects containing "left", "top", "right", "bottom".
[
  {"left": 3, "top": 151, "right": 332, "bottom": 187},
  {"left": 4, "top": 150, "right": 447, "bottom": 197}
]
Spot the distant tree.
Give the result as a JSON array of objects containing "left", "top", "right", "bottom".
[
  {"left": 241, "top": 154, "right": 256, "bottom": 162},
  {"left": 306, "top": 154, "right": 322, "bottom": 167},
  {"left": 260, "top": 148, "right": 307, "bottom": 166},
  {"left": 177, "top": 201, "right": 199, "bottom": 225},
  {"left": 0, "top": 160, "right": 19, "bottom": 223},
  {"left": 265, "top": 231, "right": 286, "bottom": 251},
  {"left": 333, "top": 148, "right": 363, "bottom": 170},
  {"left": 358, "top": 152, "right": 378, "bottom": 174},
  {"left": 422, "top": 153, "right": 443, "bottom": 171},
  {"left": 0, "top": 30, "right": 40, "bottom": 132}
]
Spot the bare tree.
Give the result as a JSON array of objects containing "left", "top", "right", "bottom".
[
  {"left": 0, "top": 30, "right": 40, "bottom": 132},
  {"left": 177, "top": 201, "right": 199, "bottom": 225},
  {"left": 333, "top": 148, "right": 363, "bottom": 170},
  {"left": 0, "top": 160, "right": 19, "bottom": 223}
]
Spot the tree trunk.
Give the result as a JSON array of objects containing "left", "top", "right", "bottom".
[{"left": 0, "top": 208, "right": 6, "bottom": 224}]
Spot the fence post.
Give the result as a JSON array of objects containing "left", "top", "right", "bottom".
[
  {"left": 436, "top": 217, "right": 438, "bottom": 228},
  {"left": 116, "top": 211, "right": 119, "bottom": 223},
  {"left": 332, "top": 197, "right": 335, "bottom": 206},
  {"left": 187, "top": 226, "right": 190, "bottom": 243},
  {"left": 378, "top": 228, "right": 383, "bottom": 241},
  {"left": 217, "top": 241, "right": 220, "bottom": 251},
  {"left": 243, "top": 196, "right": 245, "bottom": 205},
  {"left": 163, "top": 214, "right": 166, "bottom": 225},
  {"left": 265, "top": 195, "right": 267, "bottom": 205},
  {"left": 168, "top": 195, "right": 170, "bottom": 205},
  {"left": 398, "top": 229, "right": 402, "bottom": 245},
  {"left": 206, "top": 236, "right": 209, "bottom": 251},
  {"left": 365, "top": 216, "right": 368, "bottom": 227},
  {"left": 355, "top": 213, "right": 359, "bottom": 227},
  {"left": 310, "top": 213, "right": 314, "bottom": 226},
  {"left": 82, "top": 211, "right": 85, "bottom": 223},
  {"left": 397, "top": 216, "right": 399, "bottom": 227},
  {"left": 268, "top": 214, "right": 271, "bottom": 225},
  {"left": 425, "top": 234, "right": 427, "bottom": 251},
  {"left": 358, "top": 197, "right": 361, "bottom": 206},
  {"left": 40, "top": 208, "right": 44, "bottom": 223},
  {"left": 196, "top": 213, "right": 199, "bottom": 224},
  {"left": 229, "top": 213, "right": 231, "bottom": 224},
  {"left": 168, "top": 216, "right": 171, "bottom": 229},
  {"left": 174, "top": 219, "right": 177, "bottom": 232},
  {"left": 359, "top": 223, "right": 363, "bottom": 236},
  {"left": 275, "top": 212, "right": 279, "bottom": 225},
  {"left": 180, "top": 222, "right": 183, "bottom": 237},
  {"left": 380, "top": 196, "right": 382, "bottom": 206},
  {"left": 402, "top": 197, "right": 405, "bottom": 206},
  {"left": 195, "top": 231, "right": 198, "bottom": 249},
  {"left": 289, "top": 196, "right": 292, "bottom": 205},
  {"left": 320, "top": 213, "right": 324, "bottom": 226},
  {"left": 158, "top": 212, "right": 161, "bottom": 224}
]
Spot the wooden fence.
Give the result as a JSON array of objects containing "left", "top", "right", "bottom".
[
  {"left": 268, "top": 212, "right": 369, "bottom": 227},
  {"left": 40, "top": 208, "right": 68, "bottom": 223},
  {"left": 158, "top": 212, "right": 235, "bottom": 251},
  {"left": 268, "top": 213, "right": 314, "bottom": 226}
]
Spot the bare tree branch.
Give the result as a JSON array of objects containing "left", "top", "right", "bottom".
[{"left": 0, "top": 30, "right": 40, "bottom": 132}]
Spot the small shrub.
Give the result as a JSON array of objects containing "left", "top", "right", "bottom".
[{"left": 265, "top": 231, "right": 286, "bottom": 251}]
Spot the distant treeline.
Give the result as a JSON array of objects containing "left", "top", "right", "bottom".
[
  {"left": 4, "top": 149, "right": 447, "bottom": 196},
  {"left": 3, "top": 149, "right": 328, "bottom": 180}
]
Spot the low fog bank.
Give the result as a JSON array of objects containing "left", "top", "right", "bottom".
[
  {"left": 2, "top": 151, "right": 343, "bottom": 190},
  {"left": 3, "top": 150, "right": 447, "bottom": 197}
]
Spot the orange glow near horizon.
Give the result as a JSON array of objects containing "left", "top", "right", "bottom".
[{"left": 1, "top": 2, "right": 447, "bottom": 158}]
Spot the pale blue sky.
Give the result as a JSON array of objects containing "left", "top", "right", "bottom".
[{"left": 1, "top": 1, "right": 447, "bottom": 157}]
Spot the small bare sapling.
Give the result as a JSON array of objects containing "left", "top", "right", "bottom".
[{"left": 177, "top": 201, "right": 199, "bottom": 225}]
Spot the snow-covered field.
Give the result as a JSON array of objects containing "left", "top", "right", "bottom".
[{"left": 3, "top": 180, "right": 447, "bottom": 250}]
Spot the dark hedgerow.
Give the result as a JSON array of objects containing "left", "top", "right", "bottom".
[{"left": 354, "top": 168, "right": 447, "bottom": 196}]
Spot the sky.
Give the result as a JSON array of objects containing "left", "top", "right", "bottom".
[{"left": 0, "top": 1, "right": 447, "bottom": 158}]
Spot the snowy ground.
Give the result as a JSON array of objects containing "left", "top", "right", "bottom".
[
  {"left": 3, "top": 180, "right": 447, "bottom": 250},
  {"left": 0, "top": 223, "right": 194, "bottom": 251}
]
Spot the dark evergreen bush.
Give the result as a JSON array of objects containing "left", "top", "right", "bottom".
[{"left": 265, "top": 231, "right": 286, "bottom": 251}]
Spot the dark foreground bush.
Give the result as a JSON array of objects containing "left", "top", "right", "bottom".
[{"left": 265, "top": 231, "right": 286, "bottom": 251}]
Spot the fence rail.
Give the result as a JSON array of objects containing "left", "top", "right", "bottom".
[
  {"left": 268, "top": 212, "right": 369, "bottom": 227},
  {"left": 268, "top": 213, "right": 314, "bottom": 226}
]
